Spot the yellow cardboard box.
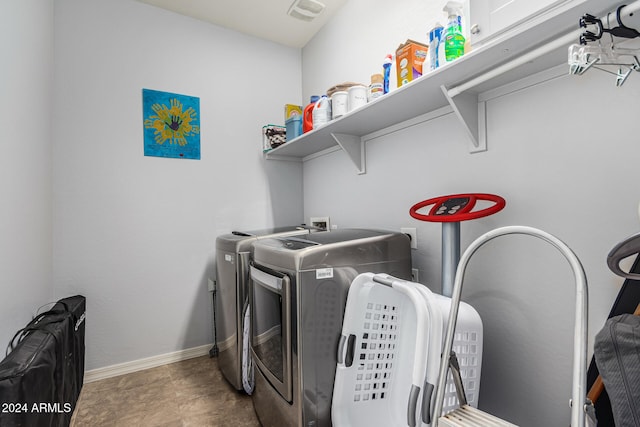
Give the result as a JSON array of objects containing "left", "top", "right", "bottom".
[
  {"left": 395, "top": 40, "right": 429, "bottom": 87},
  {"left": 284, "top": 104, "right": 302, "bottom": 120}
]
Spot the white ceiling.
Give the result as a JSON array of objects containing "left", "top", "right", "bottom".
[{"left": 136, "top": 0, "right": 348, "bottom": 48}]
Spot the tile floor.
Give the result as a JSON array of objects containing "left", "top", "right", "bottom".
[{"left": 71, "top": 356, "right": 260, "bottom": 427}]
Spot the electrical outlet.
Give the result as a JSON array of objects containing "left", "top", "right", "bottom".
[
  {"left": 310, "top": 216, "right": 331, "bottom": 231},
  {"left": 401, "top": 227, "right": 417, "bottom": 249},
  {"left": 411, "top": 268, "right": 419, "bottom": 282}
]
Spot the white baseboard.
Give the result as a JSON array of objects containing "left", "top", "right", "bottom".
[{"left": 83, "top": 344, "right": 213, "bottom": 383}]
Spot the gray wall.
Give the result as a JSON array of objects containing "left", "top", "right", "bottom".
[
  {"left": 0, "top": 1, "right": 54, "bottom": 351},
  {"left": 301, "top": 0, "right": 640, "bottom": 425},
  {"left": 52, "top": 0, "right": 304, "bottom": 371},
  {"left": 4, "top": 1, "right": 638, "bottom": 425}
]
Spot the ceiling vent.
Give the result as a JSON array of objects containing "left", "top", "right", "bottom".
[{"left": 287, "top": 0, "right": 325, "bottom": 21}]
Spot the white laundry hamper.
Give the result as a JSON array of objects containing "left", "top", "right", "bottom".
[{"left": 332, "top": 273, "right": 483, "bottom": 427}]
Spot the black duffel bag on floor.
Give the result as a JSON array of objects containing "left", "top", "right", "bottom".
[{"left": 0, "top": 295, "right": 86, "bottom": 427}]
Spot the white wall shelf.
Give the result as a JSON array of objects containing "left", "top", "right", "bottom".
[{"left": 264, "top": 0, "right": 623, "bottom": 173}]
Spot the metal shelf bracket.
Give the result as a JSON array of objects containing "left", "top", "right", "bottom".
[
  {"left": 441, "top": 85, "right": 487, "bottom": 153},
  {"left": 331, "top": 132, "right": 366, "bottom": 174}
]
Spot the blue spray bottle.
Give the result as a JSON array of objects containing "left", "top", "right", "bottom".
[
  {"left": 383, "top": 54, "right": 392, "bottom": 94},
  {"left": 428, "top": 23, "right": 444, "bottom": 71}
]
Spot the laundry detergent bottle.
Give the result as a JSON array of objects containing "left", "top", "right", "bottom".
[
  {"left": 443, "top": 1, "right": 465, "bottom": 62},
  {"left": 312, "top": 95, "right": 331, "bottom": 129},
  {"left": 303, "top": 95, "right": 320, "bottom": 133}
]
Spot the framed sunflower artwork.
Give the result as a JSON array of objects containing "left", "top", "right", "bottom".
[{"left": 142, "top": 88, "right": 201, "bottom": 160}]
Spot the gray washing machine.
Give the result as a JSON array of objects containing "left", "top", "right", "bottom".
[
  {"left": 249, "top": 228, "right": 412, "bottom": 427},
  {"left": 215, "top": 226, "right": 314, "bottom": 391}
]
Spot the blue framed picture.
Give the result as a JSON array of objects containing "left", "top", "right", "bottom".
[{"left": 142, "top": 88, "right": 201, "bottom": 160}]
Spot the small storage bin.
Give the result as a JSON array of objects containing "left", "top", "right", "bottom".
[
  {"left": 285, "top": 116, "right": 302, "bottom": 141},
  {"left": 262, "top": 124, "right": 286, "bottom": 152}
]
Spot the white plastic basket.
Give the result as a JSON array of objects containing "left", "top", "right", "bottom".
[
  {"left": 429, "top": 292, "right": 483, "bottom": 414},
  {"left": 332, "top": 273, "right": 483, "bottom": 427}
]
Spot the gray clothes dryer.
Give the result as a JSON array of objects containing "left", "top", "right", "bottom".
[
  {"left": 215, "top": 226, "right": 312, "bottom": 391},
  {"left": 249, "top": 228, "right": 412, "bottom": 427}
]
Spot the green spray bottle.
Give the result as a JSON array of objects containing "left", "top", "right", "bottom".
[{"left": 443, "top": 1, "right": 465, "bottom": 62}]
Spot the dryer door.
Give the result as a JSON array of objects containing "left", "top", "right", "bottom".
[{"left": 250, "top": 264, "right": 292, "bottom": 403}]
